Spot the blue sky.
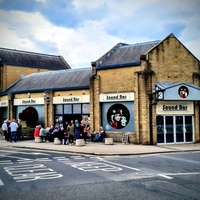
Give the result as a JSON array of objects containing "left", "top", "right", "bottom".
[{"left": 0, "top": 0, "right": 199, "bottom": 68}]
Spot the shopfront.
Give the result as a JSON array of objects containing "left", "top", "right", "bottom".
[
  {"left": 155, "top": 82, "right": 200, "bottom": 144},
  {"left": 100, "top": 92, "right": 135, "bottom": 132},
  {"left": 156, "top": 101, "right": 194, "bottom": 144},
  {"left": 14, "top": 98, "right": 45, "bottom": 127},
  {"left": 53, "top": 95, "right": 90, "bottom": 128}
]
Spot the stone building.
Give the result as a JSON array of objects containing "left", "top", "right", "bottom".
[
  {"left": 0, "top": 48, "right": 70, "bottom": 122},
  {"left": 0, "top": 68, "right": 91, "bottom": 128},
  {"left": 0, "top": 33, "right": 200, "bottom": 145},
  {"left": 90, "top": 33, "right": 200, "bottom": 144}
]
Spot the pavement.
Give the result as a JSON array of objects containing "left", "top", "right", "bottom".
[{"left": 0, "top": 135, "right": 200, "bottom": 156}]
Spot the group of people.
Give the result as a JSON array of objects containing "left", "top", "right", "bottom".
[
  {"left": 1, "top": 119, "right": 22, "bottom": 143},
  {"left": 1, "top": 118, "right": 106, "bottom": 144},
  {"left": 34, "top": 119, "right": 91, "bottom": 145},
  {"left": 34, "top": 119, "right": 106, "bottom": 144}
]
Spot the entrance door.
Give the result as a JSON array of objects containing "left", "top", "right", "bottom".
[
  {"left": 175, "top": 116, "right": 184, "bottom": 142},
  {"left": 157, "top": 115, "right": 193, "bottom": 144}
]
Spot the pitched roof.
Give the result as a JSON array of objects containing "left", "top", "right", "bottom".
[
  {"left": 1, "top": 68, "right": 92, "bottom": 94},
  {"left": 96, "top": 40, "right": 160, "bottom": 69},
  {"left": 155, "top": 81, "right": 200, "bottom": 91},
  {"left": 0, "top": 47, "right": 71, "bottom": 70}
]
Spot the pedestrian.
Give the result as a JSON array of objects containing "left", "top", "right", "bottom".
[
  {"left": 34, "top": 125, "right": 40, "bottom": 138},
  {"left": 9, "top": 119, "right": 18, "bottom": 142},
  {"left": 67, "top": 122, "right": 74, "bottom": 145},
  {"left": 80, "top": 120, "right": 87, "bottom": 144},
  {"left": 74, "top": 120, "right": 80, "bottom": 140},
  {"left": 1, "top": 119, "right": 8, "bottom": 142},
  {"left": 39, "top": 125, "right": 46, "bottom": 142},
  {"left": 17, "top": 120, "right": 22, "bottom": 141}
]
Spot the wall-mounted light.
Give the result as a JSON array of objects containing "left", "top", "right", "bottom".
[
  {"left": 69, "top": 93, "right": 72, "bottom": 96},
  {"left": 82, "top": 93, "right": 85, "bottom": 95},
  {"left": 43, "top": 91, "right": 50, "bottom": 104},
  {"left": 28, "top": 93, "right": 31, "bottom": 98}
]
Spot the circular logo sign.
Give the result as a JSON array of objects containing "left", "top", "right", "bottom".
[
  {"left": 107, "top": 104, "right": 130, "bottom": 129},
  {"left": 178, "top": 86, "right": 189, "bottom": 98}
]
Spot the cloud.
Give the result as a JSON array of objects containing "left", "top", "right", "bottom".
[
  {"left": 0, "top": 0, "right": 199, "bottom": 69},
  {"left": 0, "top": 9, "right": 120, "bottom": 68}
]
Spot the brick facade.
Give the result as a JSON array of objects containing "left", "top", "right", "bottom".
[
  {"left": 1, "top": 34, "right": 199, "bottom": 145},
  {"left": 91, "top": 34, "right": 200, "bottom": 144}
]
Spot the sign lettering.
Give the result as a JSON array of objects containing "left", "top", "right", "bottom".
[
  {"left": 106, "top": 95, "right": 127, "bottom": 100},
  {"left": 22, "top": 99, "right": 37, "bottom": 104},
  {"left": 62, "top": 97, "right": 80, "bottom": 102},
  {"left": 163, "top": 105, "right": 188, "bottom": 111}
]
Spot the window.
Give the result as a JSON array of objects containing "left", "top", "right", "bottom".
[
  {"left": 64, "top": 104, "right": 72, "bottom": 114},
  {"left": 55, "top": 105, "right": 63, "bottom": 114},
  {"left": 82, "top": 104, "right": 90, "bottom": 114},
  {"left": 73, "top": 104, "right": 81, "bottom": 114}
]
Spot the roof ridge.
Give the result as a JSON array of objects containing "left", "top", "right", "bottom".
[
  {"left": 0, "top": 47, "right": 60, "bottom": 58},
  {"left": 121, "top": 40, "right": 160, "bottom": 48}
]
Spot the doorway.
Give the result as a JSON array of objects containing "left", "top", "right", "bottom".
[{"left": 157, "top": 115, "right": 193, "bottom": 144}]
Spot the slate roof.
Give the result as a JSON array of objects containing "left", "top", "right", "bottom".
[
  {"left": 0, "top": 47, "right": 71, "bottom": 70},
  {"left": 96, "top": 40, "right": 160, "bottom": 69},
  {"left": 155, "top": 82, "right": 200, "bottom": 91},
  {"left": 1, "top": 68, "right": 92, "bottom": 95}
]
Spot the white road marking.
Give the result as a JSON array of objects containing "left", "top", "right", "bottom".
[
  {"left": 4, "top": 164, "right": 63, "bottom": 182},
  {"left": 0, "top": 150, "right": 49, "bottom": 156},
  {"left": 97, "top": 158, "right": 141, "bottom": 171},
  {"left": 166, "top": 172, "right": 200, "bottom": 176},
  {"left": 0, "top": 160, "right": 13, "bottom": 165},
  {"left": 0, "top": 179, "right": 4, "bottom": 186},
  {"left": 158, "top": 174, "right": 173, "bottom": 179},
  {"left": 71, "top": 161, "right": 122, "bottom": 172},
  {"left": 158, "top": 172, "right": 200, "bottom": 179}
]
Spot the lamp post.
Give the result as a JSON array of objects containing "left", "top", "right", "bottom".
[{"left": 43, "top": 92, "right": 50, "bottom": 104}]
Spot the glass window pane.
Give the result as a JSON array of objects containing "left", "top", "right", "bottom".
[
  {"left": 55, "top": 105, "right": 63, "bottom": 114},
  {"left": 82, "top": 104, "right": 90, "bottom": 114},
  {"left": 185, "top": 116, "right": 193, "bottom": 142},
  {"left": 64, "top": 104, "right": 72, "bottom": 114},
  {"left": 166, "top": 116, "right": 174, "bottom": 143},
  {"left": 156, "top": 115, "right": 164, "bottom": 143},
  {"left": 73, "top": 104, "right": 81, "bottom": 114}
]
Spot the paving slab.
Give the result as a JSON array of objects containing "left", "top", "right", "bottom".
[{"left": 0, "top": 138, "right": 200, "bottom": 156}]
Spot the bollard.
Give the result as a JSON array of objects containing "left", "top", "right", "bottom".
[
  {"left": 54, "top": 138, "right": 61, "bottom": 145},
  {"left": 76, "top": 139, "right": 84, "bottom": 146},
  {"left": 105, "top": 138, "right": 113, "bottom": 145},
  {"left": 35, "top": 137, "right": 42, "bottom": 143}
]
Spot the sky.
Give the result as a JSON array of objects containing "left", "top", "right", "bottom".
[{"left": 0, "top": 0, "right": 199, "bottom": 69}]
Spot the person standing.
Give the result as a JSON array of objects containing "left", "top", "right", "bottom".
[
  {"left": 9, "top": 119, "right": 18, "bottom": 142},
  {"left": 67, "top": 122, "right": 74, "bottom": 145},
  {"left": 80, "top": 120, "right": 87, "bottom": 144},
  {"left": 1, "top": 120, "right": 8, "bottom": 142},
  {"left": 17, "top": 120, "right": 22, "bottom": 141},
  {"left": 74, "top": 120, "right": 80, "bottom": 140},
  {"left": 34, "top": 125, "right": 40, "bottom": 138}
]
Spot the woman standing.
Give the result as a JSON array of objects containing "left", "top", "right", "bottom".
[{"left": 67, "top": 122, "right": 74, "bottom": 145}]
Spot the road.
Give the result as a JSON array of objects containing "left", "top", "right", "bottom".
[{"left": 0, "top": 148, "right": 200, "bottom": 200}]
